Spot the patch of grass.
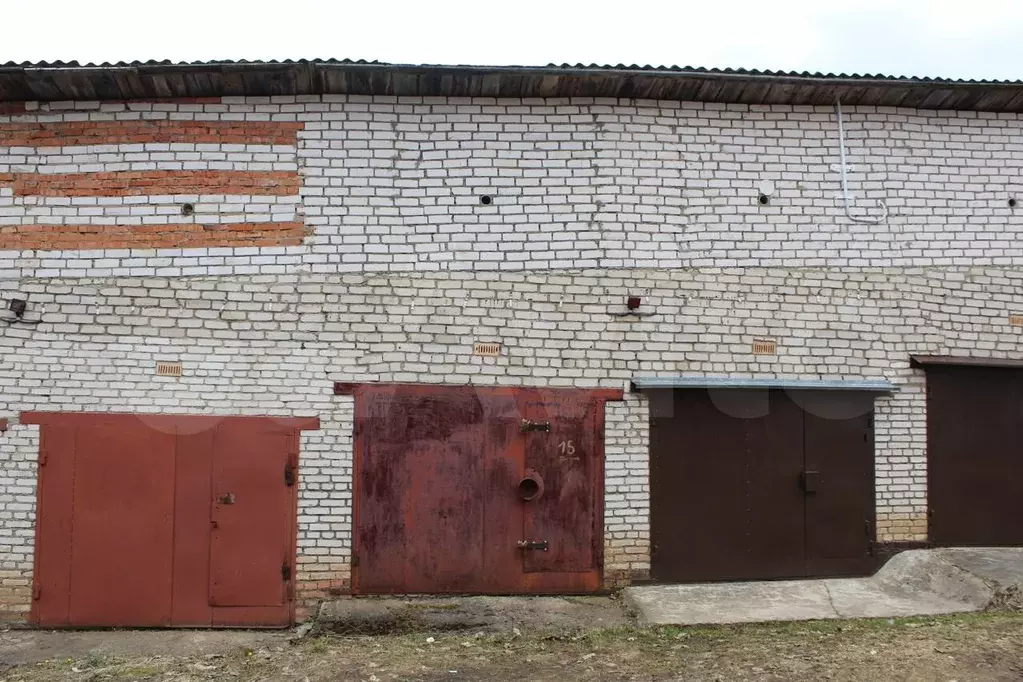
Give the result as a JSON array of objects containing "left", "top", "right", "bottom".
[
  {"left": 306, "top": 636, "right": 332, "bottom": 654},
  {"left": 109, "top": 664, "right": 162, "bottom": 679}
]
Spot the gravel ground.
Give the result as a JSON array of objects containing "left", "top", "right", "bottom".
[{"left": 2, "top": 612, "right": 1022, "bottom": 681}]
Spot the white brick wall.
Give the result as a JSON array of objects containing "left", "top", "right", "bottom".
[
  {"left": 6, "top": 97, "right": 1023, "bottom": 278},
  {"left": 3, "top": 95, "right": 1023, "bottom": 617}
]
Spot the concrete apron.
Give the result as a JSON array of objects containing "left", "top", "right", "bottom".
[{"left": 625, "top": 548, "right": 1023, "bottom": 626}]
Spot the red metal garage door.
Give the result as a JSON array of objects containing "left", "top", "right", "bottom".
[
  {"left": 345, "top": 383, "right": 621, "bottom": 594},
  {"left": 25, "top": 413, "right": 316, "bottom": 628}
]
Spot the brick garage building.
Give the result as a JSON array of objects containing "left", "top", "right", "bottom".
[{"left": 1, "top": 60, "right": 1023, "bottom": 626}]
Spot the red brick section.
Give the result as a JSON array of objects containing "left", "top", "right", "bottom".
[
  {"left": 0, "top": 171, "right": 301, "bottom": 197},
  {"left": 0, "top": 120, "right": 302, "bottom": 146},
  {"left": 0, "top": 102, "right": 27, "bottom": 115},
  {"left": 0, "top": 222, "right": 311, "bottom": 250}
]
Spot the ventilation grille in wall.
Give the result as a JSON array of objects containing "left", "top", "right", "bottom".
[
  {"left": 156, "top": 361, "right": 183, "bottom": 377},
  {"left": 473, "top": 342, "right": 502, "bottom": 357},
  {"left": 752, "top": 339, "right": 778, "bottom": 355}
]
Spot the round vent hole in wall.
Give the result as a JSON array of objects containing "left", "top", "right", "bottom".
[
  {"left": 1010, "top": 198, "right": 1018, "bottom": 208},
  {"left": 480, "top": 195, "right": 493, "bottom": 206},
  {"left": 181, "top": 203, "right": 196, "bottom": 216}
]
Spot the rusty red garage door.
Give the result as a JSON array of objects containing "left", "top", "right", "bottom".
[
  {"left": 25, "top": 413, "right": 317, "bottom": 628},
  {"left": 649, "top": 389, "right": 876, "bottom": 582},
  {"left": 341, "top": 383, "right": 621, "bottom": 594}
]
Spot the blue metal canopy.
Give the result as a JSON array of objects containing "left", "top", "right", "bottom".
[{"left": 630, "top": 376, "right": 895, "bottom": 392}]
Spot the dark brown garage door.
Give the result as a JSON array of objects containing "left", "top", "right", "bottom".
[
  {"left": 346, "top": 383, "right": 620, "bottom": 595},
  {"left": 25, "top": 412, "right": 316, "bottom": 628},
  {"left": 925, "top": 365, "right": 1023, "bottom": 546},
  {"left": 650, "top": 389, "right": 875, "bottom": 582}
]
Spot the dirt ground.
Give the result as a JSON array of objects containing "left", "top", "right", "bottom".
[{"left": 2, "top": 612, "right": 1023, "bottom": 681}]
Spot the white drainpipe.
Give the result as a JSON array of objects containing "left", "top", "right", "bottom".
[{"left": 836, "top": 99, "right": 889, "bottom": 224}]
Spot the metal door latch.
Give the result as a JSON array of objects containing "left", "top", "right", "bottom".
[
  {"left": 800, "top": 470, "right": 819, "bottom": 494},
  {"left": 520, "top": 419, "right": 551, "bottom": 433},
  {"left": 217, "top": 493, "right": 236, "bottom": 505},
  {"left": 517, "top": 540, "right": 549, "bottom": 551}
]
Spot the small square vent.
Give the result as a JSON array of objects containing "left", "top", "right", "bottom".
[
  {"left": 473, "top": 342, "right": 502, "bottom": 357},
  {"left": 752, "top": 339, "right": 778, "bottom": 355},
  {"left": 156, "top": 361, "right": 182, "bottom": 377}
]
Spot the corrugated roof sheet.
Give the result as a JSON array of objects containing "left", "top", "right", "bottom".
[{"left": 2, "top": 59, "right": 1023, "bottom": 110}]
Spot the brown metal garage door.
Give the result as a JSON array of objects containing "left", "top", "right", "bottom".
[
  {"left": 924, "top": 364, "right": 1023, "bottom": 546},
  {"left": 25, "top": 412, "right": 317, "bottom": 628},
  {"left": 650, "top": 389, "right": 875, "bottom": 582},
  {"left": 345, "top": 383, "right": 621, "bottom": 594}
]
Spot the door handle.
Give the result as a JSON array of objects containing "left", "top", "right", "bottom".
[
  {"left": 517, "top": 540, "right": 549, "bottom": 551},
  {"left": 800, "top": 470, "right": 819, "bottom": 494}
]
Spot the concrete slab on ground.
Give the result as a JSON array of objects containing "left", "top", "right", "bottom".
[
  {"left": 317, "top": 595, "right": 629, "bottom": 634},
  {"left": 626, "top": 548, "right": 1023, "bottom": 626}
]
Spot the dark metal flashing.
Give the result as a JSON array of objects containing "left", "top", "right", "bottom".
[
  {"left": 334, "top": 380, "right": 624, "bottom": 401},
  {"left": 3, "top": 60, "right": 1023, "bottom": 111},
  {"left": 630, "top": 376, "right": 894, "bottom": 392},
  {"left": 910, "top": 355, "right": 1023, "bottom": 369}
]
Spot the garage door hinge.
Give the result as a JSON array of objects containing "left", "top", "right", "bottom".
[
  {"left": 281, "top": 561, "right": 291, "bottom": 582},
  {"left": 32, "top": 581, "right": 41, "bottom": 601},
  {"left": 352, "top": 554, "right": 360, "bottom": 567},
  {"left": 38, "top": 451, "right": 48, "bottom": 466},
  {"left": 284, "top": 463, "right": 296, "bottom": 487}
]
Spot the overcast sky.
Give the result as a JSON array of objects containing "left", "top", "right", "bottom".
[{"left": 4, "top": 0, "right": 1023, "bottom": 81}]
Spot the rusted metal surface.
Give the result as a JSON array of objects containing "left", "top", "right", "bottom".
[
  {"left": 6, "top": 60, "right": 1023, "bottom": 111},
  {"left": 522, "top": 394, "right": 600, "bottom": 573},
  {"left": 926, "top": 366, "right": 1023, "bottom": 546},
  {"left": 27, "top": 412, "right": 313, "bottom": 628},
  {"left": 352, "top": 384, "right": 618, "bottom": 595},
  {"left": 355, "top": 387, "right": 491, "bottom": 593},
  {"left": 650, "top": 389, "right": 875, "bottom": 583}
]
